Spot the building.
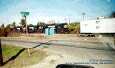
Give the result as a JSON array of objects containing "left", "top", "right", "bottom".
[
  {"left": 80, "top": 18, "right": 115, "bottom": 50},
  {"left": 80, "top": 18, "right": 115, "bottom": 33}
]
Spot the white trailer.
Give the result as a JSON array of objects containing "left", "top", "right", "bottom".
[
  {"left": 80, "top": 18, "right": 115, "bottom": 50},
  {"left": 80, "top": 18, "right": 115, "bottom": 33}
]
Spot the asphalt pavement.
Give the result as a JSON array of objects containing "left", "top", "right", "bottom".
[{"left": 1, "top": 37, "right": 115, "bottom": 68}]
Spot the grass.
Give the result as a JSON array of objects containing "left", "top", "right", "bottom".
[
  {"left": 43, "top": 45, "right": 49, "bottom": 48},
  {"left": 1, "top": 45, "right": 47, "bottom": 68},
  {"left": 2, "top": 45, "right": 22, "bottom": 61}
]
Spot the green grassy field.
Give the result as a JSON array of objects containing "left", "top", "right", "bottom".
[{"left": 1, "top": 45, "right": 47, "bottom": 68}]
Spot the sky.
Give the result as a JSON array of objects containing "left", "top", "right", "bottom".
[{"left": 0, "top": 0, "right": 115, "bottom": 25}]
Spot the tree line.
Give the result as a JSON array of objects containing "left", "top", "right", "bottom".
[
  {"left": 1, "top": 11, "right": 114, "bottom": 37},
  {"left": 0, "top": 18, "right": 80, "bottom": 37}
]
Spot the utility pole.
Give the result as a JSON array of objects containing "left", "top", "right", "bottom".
[
  {"left": 0, "top": 39, "right": 3, "bottom": 66},
  {"left": 68, "top": 17, "right": 70, "bottom": 24},
  {"left": 82, "top": 12, "right": 86, "bottom": 21}
]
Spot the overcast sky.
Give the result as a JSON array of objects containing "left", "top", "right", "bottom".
[{"left": 0, "top": 0, "right": 115, "bottom": 25}]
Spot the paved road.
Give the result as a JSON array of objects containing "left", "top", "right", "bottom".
[
  {"left": 1, "top": 39, "right": 47, "bottom": 48},
  {"left": 28, "top": 41, "right": 115, "bottom": 68},
  {"left": 1, "top": 38, "right": 115, "bottom": 68},
  {"left": 1, "top": 39, "right": 114, "bottom": 50}
]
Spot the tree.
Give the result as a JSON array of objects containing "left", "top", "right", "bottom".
[
  {"left": 12, "top": 21, "right": 16, "bottom": 28},
  {"left": 4, "top": 24, "right": 11, "bottom": 37},
  {"left": 37, "top": 22, "right": 46, "bottom": 33},
  {"left": 111, "top": 12, "right": 115, "bottom": 18},
  {"left": 1, "top": 24, "right": 5, "bottom": 28},
  {"left": 37, "top": 22, "right": 46, "bottom": 29},
  {"left": 37, "top": 22, "right": 45, "bottom": 26},
  {"left": 0, "top": 24, "right": 5, "bottom": 37},
  {"left": 67, "top": 22, "right": 80, "bottom": 34},
  {"left": 20, "top": 19, "right": 26, "bottom": 28},
  {"left": 0, "top": 24, "right": 11, "bottom": 37},
  {"left": 28, "top": 24, "right": 34, "bottom": 26},
  {"left": 5, "top": 24, "right": 11, "bottom": 32},
  {"left": 6, "top": 24, "right": 10, "bottom": 28},
  {"left": 19, "top": 19, "right": 26, "bottom": 33}
]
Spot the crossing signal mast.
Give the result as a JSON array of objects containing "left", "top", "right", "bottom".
[
  {"left": 20, "top": 11, "right": 29, "bottom": 36},
  {"left": 20, "top": 11, "right": 31, "bottom": 56}
]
